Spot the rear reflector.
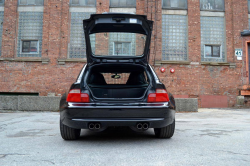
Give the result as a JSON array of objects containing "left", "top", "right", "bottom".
[
  {"left": 66, "top": 89, "right": 90, "bottom": 103},
  {"left": 147, "top": 89, "right": 169, "bottom": 103}
]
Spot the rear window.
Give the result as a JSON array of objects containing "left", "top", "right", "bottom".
[{"left": 90, "top": 32, "right": 146, "bottom": 56}]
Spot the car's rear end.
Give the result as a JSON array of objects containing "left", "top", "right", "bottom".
[
  {"left": 59, "top": 13, "right": 175, "bottom": 140},
  {"left": 60, "top": 63, "right": 175, "bottom": 139}
]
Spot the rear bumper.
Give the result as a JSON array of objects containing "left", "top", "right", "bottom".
[{"left": 60, "top": 102, "right": 175, "bottom": 129}]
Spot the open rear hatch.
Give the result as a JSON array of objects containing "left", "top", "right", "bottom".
[{"left": 83, "top": 13, "right": 153, "bottom": 65}]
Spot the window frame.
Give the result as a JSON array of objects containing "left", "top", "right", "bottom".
[
  {"left": 109, "top": 0, "right": 136, "bottom": 8},
  {"left": 162, "top": 0, "right": 188, "bottom": 10},
  {"left": 69, "top": 0, "right": 96, "bottom": 7},
  {"left": 18, "top": 0, "right": 44, "bottom": 6},
  {"left": 204, "top": 44, "right": 222, "bottom": 59},
  {"left": 200, "top": 0, "right": 225, "bottom": 12},
  {"left": 20, "top": 40, "right": 39, "bottom": 54},
  {"left": 113, "top": 42, "right": 131, "bottom": 56}
]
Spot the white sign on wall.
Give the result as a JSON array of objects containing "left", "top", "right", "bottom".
[{"left": 235, "top": 49, "right": 242, "bottom": 60}]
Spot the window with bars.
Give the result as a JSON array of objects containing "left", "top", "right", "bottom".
[
  {"left": 69, "top": 12, "right": 94, "bottom": 58},
  {"left": 70, "top": 0, "right": 96, "bottom": 7},
  {"left": 0, "top": 0, "right": 4, "bottom": 5},
  {"left": 17, "top": 12, "right": 43, "bottom": 57},
  {"left": 0, "top": 11, "right": 3, "bottom": 56},
  {"left": 110, "top": 0, "right": 136, "bottom": 8},
  {"left": 162, "top": 15, "right": 188, "bottom": 61},
  {"left": 162, "top": 0, "right": 187, "bottom": 9},
  {"left": 200, "top": 0, "right": 224, "bottom": 11},
  {"left": 19, "top": 0, "right": 44, "bottom": 6},
  {"left": 201, "top": 16, "right": 226, "bottom": 62}
]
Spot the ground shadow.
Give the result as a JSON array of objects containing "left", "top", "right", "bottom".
[{"left": 77, "top": 127, "right": 157, "bottom": 142}]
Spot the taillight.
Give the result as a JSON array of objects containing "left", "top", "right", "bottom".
[
  {"left": 147, "top": 89, "right": 169, "bottom": 103},
  {"left": 66, "top": 89, "right": 90, "bottom": 103}
]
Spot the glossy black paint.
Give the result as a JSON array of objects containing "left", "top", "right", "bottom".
[
  {"left": 60, "top": 63, "right": 176, "bottom": 129},
  {"left": 60, "top": 14, "right": 175, "bottom": 130}
]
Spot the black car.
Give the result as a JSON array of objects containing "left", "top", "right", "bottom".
[{"left": 59, "top": 13, "right": 176, "bottom": 140}]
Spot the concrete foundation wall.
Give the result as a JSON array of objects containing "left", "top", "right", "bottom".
[
  {"left": 175, "top": 98, "right": 198, "bottom": 112},
  {"left": 0, "top": 96, "right": 18, "bottom": 110},
  {"left": 0, "top": 96, "right": 198, "bottom": 112},
  {"left": 0, "top": 96, "right": 60, "bottom": 111}
]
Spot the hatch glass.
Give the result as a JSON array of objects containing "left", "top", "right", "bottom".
[{"left": 90, "top": 32, "right": 147, "bottom": 56}]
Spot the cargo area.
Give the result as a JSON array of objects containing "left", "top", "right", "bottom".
[{"left": 86, "top": 64, "right": 150, "bottom": 99}]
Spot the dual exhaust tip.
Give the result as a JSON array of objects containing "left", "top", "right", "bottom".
[
  {"left": 89, "top": 122, "right": 149, "bottom": 131},
  {"left": 137, "top": 123, "right": 149, "bottom": 130},
  {"left": 89, "top": 123, "right": 101, "bottom": 130}
]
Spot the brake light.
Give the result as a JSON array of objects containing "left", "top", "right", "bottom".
[
  {"left": 66, "top": 89, "right": 90, "bottom": 103},
  {"left": 147, "top": 89, "right": 169, "bottom": 103}
]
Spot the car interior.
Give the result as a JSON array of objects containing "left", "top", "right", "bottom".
[{"left": 86, "top": 64, "right": 150, "bottom": 99}]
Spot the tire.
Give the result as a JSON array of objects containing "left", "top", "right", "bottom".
[
  {"left": 60, "top": 120, "right": 81, "bottom": 140},
  {"left": 154, "top": 120, "right": 175, "bottom": 138}
]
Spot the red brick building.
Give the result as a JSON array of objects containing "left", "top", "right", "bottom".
[{"left": 0, "top": 0, "right": 249, "bottom": 108}]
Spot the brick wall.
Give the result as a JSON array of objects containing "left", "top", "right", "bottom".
[{"left": 0, "top": 0, "right": 249, "bottom": 107}]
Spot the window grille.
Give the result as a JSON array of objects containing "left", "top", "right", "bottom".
[
  {"left": 69, "top": 12, "right": 94, "bottom": 58},
  {"left": 17, "top": 12, "right": 43, "bottom": 57},
  {"left": 162, "top": 14, "right": 188, "bottom": 61},
  {"left": 201, "top": 16, "right": 226, "bottom": 62}
]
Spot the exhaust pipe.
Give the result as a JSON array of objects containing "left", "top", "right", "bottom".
[
  {"left": 89, "top": 123, "right": 95, "bottom": 130},
  {"left": 143, "top": 123, "right": 149, "bottom": 130},
  {"left": 137, "top": 123, "right": 143, "bottom": 130},
  {"left": 95, "top": 123, "right": 101, "bottom": 130}
]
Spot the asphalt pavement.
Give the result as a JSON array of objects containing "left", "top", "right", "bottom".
[{"left": 0, "top": 108, "right": 250, "bottom": 166}]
